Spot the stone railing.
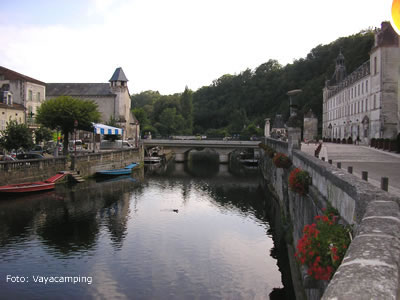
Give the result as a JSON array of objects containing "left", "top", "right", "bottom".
[{"left": 261, "top": 137, "right": 400, "bottom": 299}]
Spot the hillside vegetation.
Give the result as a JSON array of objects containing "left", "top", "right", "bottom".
[{"left": 131, "top": 30, "right": 374, "bottom": 138}]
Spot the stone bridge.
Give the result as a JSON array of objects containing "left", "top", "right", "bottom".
[{"left": 143, "top": 139, "right": 260, "bottom": 163}]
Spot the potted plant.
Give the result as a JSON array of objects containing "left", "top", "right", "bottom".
[
  {"left": 289, "top": 168, "right": 311, "bottom": 195},
  {"left": 273, "top": 153, "right": 292, "bottom": 168},
  {"left": 295, "top": 211, "right": 351, "bottom": 281}
]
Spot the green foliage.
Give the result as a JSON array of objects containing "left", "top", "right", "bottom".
[
  {"left": 0, "top": 120, "right": 33, "bottom": 151},
  {"left": 36, "top": 96, "right": 101, "bottom": 154},
  {"left": 273, "top": 153, "right": 292, "bottom": 168},
  {"left": 180, "top": 86, "right": 193, "bottom": 134},
  {"left": 34, "top": 126, "right": 53, "bottom": 144}
]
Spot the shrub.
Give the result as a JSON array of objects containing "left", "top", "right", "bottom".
[
  {"left": 295, "top": 211, "right": 351, "bottom": 281},
  {"left": 288, "top": 168, "right": 311, "bottom": 195},
  {"left": 273, "top": 152, "right": 292, "bottom": 168},
  {"left": 258, "top": 143, "right": 276, "bottom": 158}
]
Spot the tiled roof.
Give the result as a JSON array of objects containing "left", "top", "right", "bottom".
[
  {"left": 109, "top": 67, "right": 128, "bottom": 82},
  {"left": 46, "top": 83, "right": 115, "bottom": 97},
  {"left": 0, "top": 66, "right": 45, "bottom": 86},
  {"left": 0, "top": 102, "right": 25, "bottom": 111}
]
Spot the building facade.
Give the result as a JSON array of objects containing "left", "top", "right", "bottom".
[
  {"left": 0, "top": 66, "right": 46, "bottom": 129},
  {"left": 46, "top": 68, "right": 140, "bottom": 144},
  {"left": 303, "top": 109, "right": 318, "bottom": 142},
  {"left": 322, "top": 22, "right": 400, "bottom": 144}
]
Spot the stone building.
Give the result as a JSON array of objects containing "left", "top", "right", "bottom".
[
  {"left": 271, "top": 114, "right": 287, "bottom": 138},
  {"left": 303, "top": 109, "right": 318, "bottom": 142},
  {"left": 0, "top": 66, "right": 46, "bottom": 130},
  {"left": 46, "top": 67, "right": 139, "bottom": 144},
  {"left": 322, "top": 22, "right": 400, "bottom": 144}
]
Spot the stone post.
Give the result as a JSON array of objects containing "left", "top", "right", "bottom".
[
  {"left": 288, "top": 127, "right": 302, "bottom": 158},
  {"left": 264, "top": 118, "right": 271, "bottom": 137}
]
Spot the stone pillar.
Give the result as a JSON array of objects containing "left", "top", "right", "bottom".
[
  {"left": 264, "top": 118, "right": 271, "bottom": 137},
  {"left": 288, "top": 127, "right": 302, "bottom": 158}
]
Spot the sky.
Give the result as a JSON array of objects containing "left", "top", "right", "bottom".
[{"left": 0, "top": 0, "right": 393, "bottom": 95}]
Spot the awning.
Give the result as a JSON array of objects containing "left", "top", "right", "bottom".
[{"left": 93, "top": 123, "right": 123, "bottom": 135}]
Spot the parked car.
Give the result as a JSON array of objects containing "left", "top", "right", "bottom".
[
  {"left": 30, "top": 145, "right": 45, "bottom": 155},
  {"left": 0, "top": 155, "right": 17, "bottom": 161},
  {"left": 16, "top": 153, "right": 45, "bottom": 160}
]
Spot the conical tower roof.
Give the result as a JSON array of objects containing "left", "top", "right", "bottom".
[{"left": 109, "top": 67, "right": 128, "bottom": 82}]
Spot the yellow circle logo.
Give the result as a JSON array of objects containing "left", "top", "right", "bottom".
[{"left": 391, "top": 0, "right": 400, "bottom": 34}]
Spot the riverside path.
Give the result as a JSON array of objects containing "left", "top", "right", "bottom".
[{"left": 301, "top": 143, "right": 400, "bottom": 197}]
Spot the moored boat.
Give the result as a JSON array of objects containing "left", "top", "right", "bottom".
[
  {"left": 96, "top": 163, "right": 138, "bottom": 176},
  {"left": 0, "top": 173, "right": 66, "bottom": 193}
]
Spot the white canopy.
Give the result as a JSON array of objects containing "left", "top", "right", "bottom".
[{"left": 93, "top": 123, "right": 123, "bottom": 135}]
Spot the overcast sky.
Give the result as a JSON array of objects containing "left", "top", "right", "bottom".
[{"left": 0, "top": 0, "right": 393, "bottom": 95}]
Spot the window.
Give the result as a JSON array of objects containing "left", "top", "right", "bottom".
[
  {"left": 37, "top": 92, "right": 40, "bottom": 102},
  {"left": 362, "top": 82, "right": 364, "bottom": 94},
  {"left": 366, "top": 80, "right": 368, "bottom": 92},
  {"left": 28, "top": 90, "right": 33, "bottom": 101},
  {"left": 374, "top": 57, "right": 377, "bottom": 75},
  {"left": 374, "top": 95, "right": 376, "bottom": 109},
  {"left": 358, "top": 84, "right": 360, "bottom": 96},
  {"left": 361, "top": 100, "right": 364, "bottom": 112},
  {"left": 365, "top": 98, "right": 368, "bottom": 111}
]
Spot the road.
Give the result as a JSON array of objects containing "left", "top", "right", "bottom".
[{"left": 301, "top": 143, "right": 400, "bottom": 197}]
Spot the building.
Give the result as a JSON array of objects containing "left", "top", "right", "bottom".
[
  {"left": 303, "top": 109, "right": 318, "bottom": 142},
  {"left": 271, "top": 114, "right": 287, "bottom": 138},
  {"left": 0, "top": 66, "right": 46, "bottom": 129},
  {"left": 322, "top": 22, "right": 400, "bottom": 144},
  {"left": 46, "top": 67, "right": 139, "bottom": 144}
]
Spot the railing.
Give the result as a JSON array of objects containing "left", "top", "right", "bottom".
[{"left": 0, "top": 157, "right": 67, "bottom": 172}]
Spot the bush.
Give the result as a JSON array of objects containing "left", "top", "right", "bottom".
[
  {"left": 289, "top": 168, "right": 311, "bottom": 195},
  {"left": 273, "top": 153, "right": 292, "bottom": 168},
  {"left": 258, "top": 143, "right": 276, "bottom": 158},
  {"left": 370, "top": 138, "right": 376, "bottom": 147},
  {"left": 295, "top": 211, "right": 351, "bottom": 281}
]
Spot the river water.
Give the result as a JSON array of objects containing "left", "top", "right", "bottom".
[{"left": 0, "top": 161, "right": 294, "bottom": 299}]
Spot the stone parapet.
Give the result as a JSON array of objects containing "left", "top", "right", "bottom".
[{"left": 260, "top": 141, "right": 400, "bottom": 299}]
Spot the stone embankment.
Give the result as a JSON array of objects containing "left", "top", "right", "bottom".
[
  {"left": 0, "top": 148, "right": 143, "bottom": 185},
  {"left": 261, "top": 137, "right": 400, "bottom": 300}
]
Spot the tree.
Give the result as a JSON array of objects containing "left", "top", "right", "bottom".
[
  {"left": 35, "top": 126, "right": 53, "bottom": 144},
  {"left": 0, "top": 120, "right": 33, "bottom": 151},
  {"left": 180, "top": 86, "right": 193, "bottom": 134},
  {"left": 36, "top": 96, "right": 101, "bottom": 154}
]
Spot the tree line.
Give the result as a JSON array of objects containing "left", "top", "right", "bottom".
[{"left": 131, "top": 29, "right": 374, "bottom": 138}]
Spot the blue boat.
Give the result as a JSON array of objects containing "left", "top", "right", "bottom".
[{"left": 96, "top": 163, "right": 138, "bottom": 176}]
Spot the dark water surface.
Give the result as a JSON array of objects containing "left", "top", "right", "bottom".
[{"left": 0, "top": 162, "right": 294, "bottom": 299}]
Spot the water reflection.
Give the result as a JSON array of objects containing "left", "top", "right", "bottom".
[{"left": 0, "top": 162, "right": 294, "bottom": 299}]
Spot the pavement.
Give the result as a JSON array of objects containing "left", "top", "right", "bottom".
[{"left": 301, "top": 142, "right": 400, "bottom": 197}]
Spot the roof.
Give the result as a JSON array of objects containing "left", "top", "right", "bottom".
[
  {"left": 272, "top": 114, "right": 285, "bottom": 129},
  {"left": 0, "top": 102, "right": 25, "bottom": 111},
  {"left": 46, "top": 83, "right": 115, "bottom": 97},
  {"left": 93, "top": 123, "right": 123, "bottom": 135},
  {"left": 109, "top": 67, "right": 128, "bottom": 82},
  {"left": 0, "top": 66, "right": 45, "bottom": 86}
]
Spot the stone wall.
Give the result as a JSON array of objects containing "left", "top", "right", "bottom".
[
  {"left": 260, "top": 137, "right": 400, "bottom": 299},
  {"left": 0, "top": 148, "right": 143, "bottom": 185}
]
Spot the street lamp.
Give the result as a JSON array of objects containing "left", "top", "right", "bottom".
[{"left": 74, "top": 120, "right": 78, "bottom": 159}]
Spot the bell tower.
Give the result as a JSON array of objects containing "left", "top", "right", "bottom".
[{"left": 109, "top": 67, "right": 130, "bottom": 137}]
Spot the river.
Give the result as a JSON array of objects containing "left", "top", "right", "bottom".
[{"left": 0, "top": 160, "right": 294, "bottom": 299}]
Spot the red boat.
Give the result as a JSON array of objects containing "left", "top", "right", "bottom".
[{"left": 0, "top": 173, "right": 66, "bottom": 193}]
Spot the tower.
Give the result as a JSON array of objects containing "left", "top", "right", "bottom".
[
  {"left": 109, "top": 67, "right": 131, "bottom": 138},
  {"left": 333, "top": 50, "right": 347, "bottom": 84}
]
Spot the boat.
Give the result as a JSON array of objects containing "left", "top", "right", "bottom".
[
  {"left": 96, "top": 163, "right": 138, "bottom": 176},
  {"left": 0, "top": 173, "right": 66, "bottom": 193}
]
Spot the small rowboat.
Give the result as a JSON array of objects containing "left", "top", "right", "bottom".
[
  {"left": 96, "top": 163, "right": 138, "bottom": 176},
  {"left": 0, "top": 173, "right": 66, "bottom": 193}
]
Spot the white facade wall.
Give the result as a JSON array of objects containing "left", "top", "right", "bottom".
[{"left": 323, "top": 23, "right": 400, "bottom": 143}]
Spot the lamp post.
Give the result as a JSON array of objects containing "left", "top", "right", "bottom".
[{"left": 74, "top": 120, "right": 78, "bottom": 159}]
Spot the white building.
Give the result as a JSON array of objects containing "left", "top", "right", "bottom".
[{"left": 322, "top": 22, "right": 400, "bottom": 144}]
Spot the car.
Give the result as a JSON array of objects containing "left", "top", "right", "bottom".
[
  {"left": 0, "top": 155, "right": 17, "bottom": 161},
  {"left": 30, "top": 145, "right": 45, "bottom": 155},
  {"left": 16, "top": 153, "right": 45, "bottom": 160}
]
